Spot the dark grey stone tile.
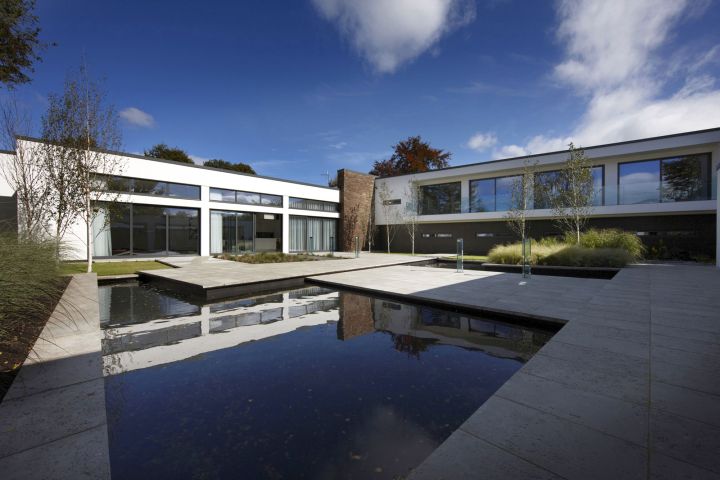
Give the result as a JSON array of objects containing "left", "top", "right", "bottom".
[
  {"left": 408, "top": 430, "right": 562, "bottom": 480},
  {"left": 497, "top": 372, "right": 648, "bottom": 446},
  {"left": 652, "top": 382, "right": 720, "bottom": 428},
  {"left": 653, "top": 359, "right": 720, "bottom": 396},
  {"left": 461, "top": 396, "right": 646, "bottom": 480},
  {"left": 650, "top": 453, "right": 720, "bottom": 480},
  {"left": 651, "top": 408, "right": 720, "bottom": 474}
]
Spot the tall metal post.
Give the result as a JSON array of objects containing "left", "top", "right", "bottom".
[
  {"left": 354, "top": 236, "right": 359, "bottom": 258},
  {"left": 456, "top": 238, "right": 464, "bottom": 273}
]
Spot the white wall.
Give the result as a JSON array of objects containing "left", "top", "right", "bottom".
[
  {"left": 5, "top": 139, "right": 340, "bottom": 260},
  {"left": 374, "top": 132, "right": 720, "bottom": 226}
]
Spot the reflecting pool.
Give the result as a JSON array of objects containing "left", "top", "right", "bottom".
[{"left": 101, "top": 282, "right": 554, "bottom": 480}]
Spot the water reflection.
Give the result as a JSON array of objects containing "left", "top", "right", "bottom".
[{"left": 101, "top": 282, "right": 554, "bottom": 480}]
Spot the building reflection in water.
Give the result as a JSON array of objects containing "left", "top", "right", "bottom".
[{"left": 101, "top": 283, "right": 553, "bottom": 376}]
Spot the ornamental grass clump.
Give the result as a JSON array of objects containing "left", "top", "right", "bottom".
[
  {"left": 488, "top": 240, "right": 634, "bottom": 268},
  {"left": 0, "top": 234, "right": 67, "bottom": 398},
  {"left": 568, "top": 228, "right": 645, "bottom": 260}
]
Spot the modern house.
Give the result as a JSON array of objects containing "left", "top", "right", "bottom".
[
  {"left": 373, "top": 128, "right": 720, "bottom": 262},
  {"left": 0, "top": 129, "right": 719, "bottom": 264},
  {"left": 0, "top": 138, "right": 341, "bottom": 259}
]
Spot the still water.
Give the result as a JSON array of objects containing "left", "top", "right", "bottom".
[{"left": 100, "top": 282, "right": 553, "bottom": 480}]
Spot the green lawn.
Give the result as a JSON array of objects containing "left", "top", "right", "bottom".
[{"left": 60, "top": 260, "right": 171, "bottom": 276}]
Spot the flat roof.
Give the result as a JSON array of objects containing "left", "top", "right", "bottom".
[
  {"left": 379, "top": 126, "right": 720, "bottom": 179},
  {"left": 15, "top": 136, "right": 338, "bottom": 191}
]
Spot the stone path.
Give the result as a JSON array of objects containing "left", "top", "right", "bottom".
[
  {"left": 142, "top": 252, "right": 430, "bottom": 299},
  {"left": 0, "top": 274, "right": 109, "bottom": 480},
  {"left": 309, "top": 263, "right": 720, "bottom": 480}
]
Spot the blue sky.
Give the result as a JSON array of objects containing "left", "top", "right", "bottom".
[{"left": 7, "top": 0, "right": 720, "bottom": 184}]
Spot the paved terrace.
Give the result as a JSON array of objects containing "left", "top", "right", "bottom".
[
  {"left": 141, "top": 252, "right": 430, "bottom": 299},
  {"left": 309, "top": 263, "right": 720, "bottom": 480},
  {"left": 0, "top": 274, "right": 109, "bottom": 480}
]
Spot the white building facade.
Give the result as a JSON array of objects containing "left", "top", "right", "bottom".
[
  {"left": 374, "top": 128, "right": 720, "bottom": 262},
  {"left": 0, "top": 138, "right": 340, "bottom": 260}
]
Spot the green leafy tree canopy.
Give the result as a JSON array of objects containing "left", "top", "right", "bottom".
[
  {"left": 144, "top": 143, "right": 193, "bottom": 164},
  {"left": 203, "top": 158, "right": 255, "bottom": 175},
  {"left": 370, "top": 135, "right": 451, "bottom": 177},
  {"left": 0, "top": 0, "right": 50, "bottom": 88}
]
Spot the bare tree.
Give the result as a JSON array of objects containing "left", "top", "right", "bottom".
[
  {"left": 552, "top": 143, "right": 594, "bottom": 244},
  {"left": 39, "top": 63, "right": 123, "bottom": 271},
  {"left": 376, "top": 182, "right": 400, "bottom": 253},
  {"left": 505, "top": 159, "right": 536, "bottom": 242},
  {"left": 0, "top": 96, "right": 51, "bottom": 239},
  {"left": 402, "top": 179, "right": 420, "bottom": 255}
]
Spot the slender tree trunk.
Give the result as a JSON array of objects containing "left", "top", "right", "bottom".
[
  {"left": 386, "top": 226, "right": 390, "bottom": 253},
  {"left": 86, "top": 193, "right": 92, "bottom": 273}
]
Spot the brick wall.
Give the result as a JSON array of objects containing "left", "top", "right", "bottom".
[{"left": 337, "top": 169, "right": 375, "bottom": 251}]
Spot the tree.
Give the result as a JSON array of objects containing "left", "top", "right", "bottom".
[
  {"left": 505, "top": 159, "right": 536, "bottom": 244},
  {"left": 0, "top": 96, "right": 52, "bottom": 238},
  {"left": 376, "top": 182, "right": 400, "bottom": 253},
  {"left": 552, "top": 143, "right": 594, "bottom": 244},
  {"left": 402, "top": 179, "right": 421, "bottom": 255},
  {"left": 203, "top": 158, "right": 255, "bottom": 174},
  {"left": 370, "top": 136, "right": 450, "bottom": 177},
  {"left": 0, "top": 0, "right": 49, "bottom": 88},
  {"left": 40, "top": 64, "right": 124, "bottom": 271},
  {"left": 144, "top": 143, "right": 193, "bottom": 164}
]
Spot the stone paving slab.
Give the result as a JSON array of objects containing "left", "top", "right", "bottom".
[
  {"left": 309, "top": 263, "right": 720, "bottom": 479},
  {"left": 0, "top": 274, "right": 109, "bottom": 480},
  {"left": 141, "top": 252, "right": 431, "bottom": 299}
]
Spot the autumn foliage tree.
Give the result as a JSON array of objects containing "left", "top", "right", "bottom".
[{"left": 370, "top": 136, "right": 450, "bottom": 177}]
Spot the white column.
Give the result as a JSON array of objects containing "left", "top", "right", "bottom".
[
  {"left": 282, "top": 196, "right": 290, "bottom": 253},
  {"left": 604, "top": 161, "right": 618, "bottom": 206},
  {"left": 200, "top": 185, "right": 210, "bottom": 256}
]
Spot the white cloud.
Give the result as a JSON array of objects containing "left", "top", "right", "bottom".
[
  {"left": 493, "top": 0, "right": 720, "bottom": 159},
  {"left": 312, "top": 0, "right": 475, "bottom": 73},
  {"left": 466, "top": 132, "right": 497, "bottom": 151},
  {"left": 119, "top": 107, "right": 155, "bottom": 128}
]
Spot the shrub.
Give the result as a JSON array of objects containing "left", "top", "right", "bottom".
[
  {"left": 488, "top": 241, "right": 633, "bottom": 268},
  {"left": 0, "top": 234, "right": 66, "bottom": 398},
  {"left": 542, "top": 246, "right": 633, "bottom": 268},
  {"left": 566, "top": 229, "right": 645, "bottom": 260},
  {"left": 217, "top": 252, "right": 339, "bottom": 264}
]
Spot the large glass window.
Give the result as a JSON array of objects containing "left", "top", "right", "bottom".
[
  {"left": 210, "top": 210, "right": 281, "bottom": 254},
  {"left": 495, "top": 176, "right": 518, "bottom": 211},
  {"left": 236, "top": 191, "right": 261, "bottom": 205},
  {"left": 469, "top": 179, "right": 495, "bottom": 212},
  {"left": 661, "top": 155, "right": 710, "bottom": 202},
  {"left": 167, "top": 208, "right": 199, "bottom": 254},
  {"left": 254, "top": 213, "right": 282, "bottom": 252},
  {"left": 210, "top": 188, "right": 236, "bottom": 203},
  {"left": 533, "top": 166, "right": 604, "bottom": 209},
  {"left": 101, "top": 175, "right": 199, "bottom": 200},
  {"left": 419, "top": 183, "right": 461, "bottom": 215},
  {"left": 619, "top": 154, "right": 711, "bottom": 205},
  {"left": 289, "top": 216, "right": 337, "bottom": 252},
  {"left": 92, "top": 203, "right": 199, "bottom": 257},
  {"left": 289, "top": 197, "right": 338, "bottom": 212}
]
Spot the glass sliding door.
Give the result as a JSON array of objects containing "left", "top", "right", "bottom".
[
  {"left": 132, "top": 205, "right": 167, "bottom": 255},
  {"left": 290, "top": 216, "right": 337, "bottom": 252},
  {"left": 255, "top": 213, "right": 282, "bottom": 252},
  {"left": 167, "top": 208, "right": 199, "bottom": 255},
  {"left": 290, "top": 216, "right": 307, "bottom": 252},
  {"left": 93, "top": 203, "right": 199, "bottom": 257},
  {"left": 236, "top": 213, "right": 254, "bottom": 252}
]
